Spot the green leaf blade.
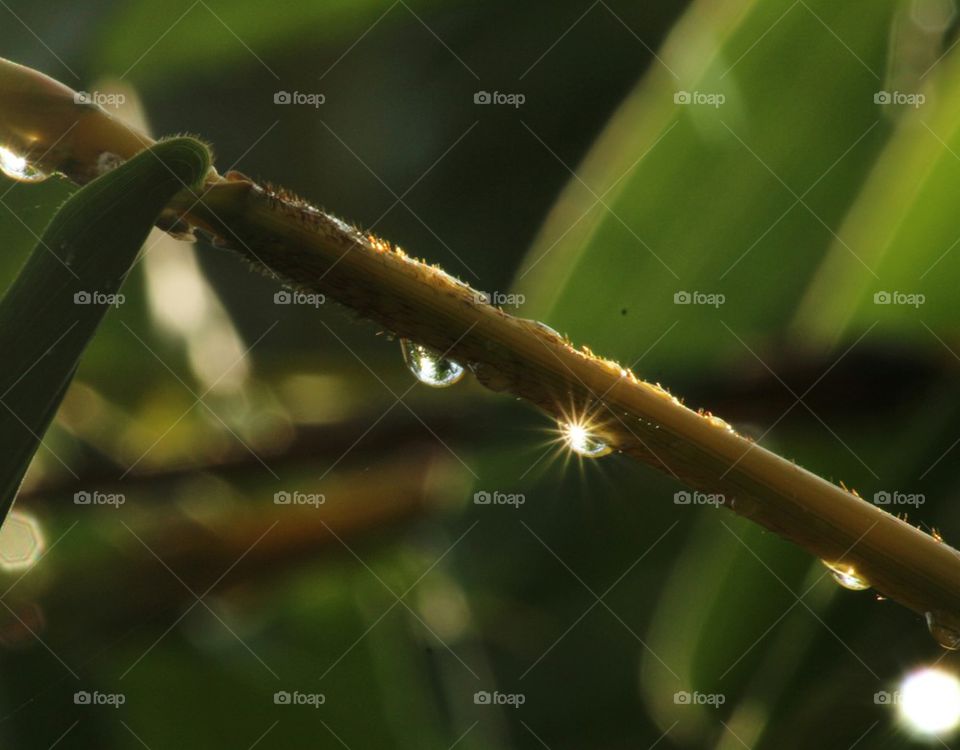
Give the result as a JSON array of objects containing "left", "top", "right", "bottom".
[{"left": 0, "top": 136, "right": 211, "bottom": 513}]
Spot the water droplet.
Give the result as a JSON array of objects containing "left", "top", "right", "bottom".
[
  {"left": 822, "top": 560, "right": 870, "bottom": 590},
  {"left": 703, "top": 412, "right": 736, "bottom": 433},
  {"left": 559, "top": 420, "right": 612, "bottom": 458},
  {"left": 0, "top": 146, "right": 50, "bottom": 183},
  {"left": 926, "top": 612, "right": 960, "bottom": 650},
  {"left": 532, "top": 321, "right": 563, "bottom": 339},
  {"left": 650, "top": 382, "right": 682, "bottom": 407},
  {"left": 470, "top": 362, "right": 511, "bottom": 392},
  {"left": 401, "top": 339, "right": 464, "bottom": 388}
]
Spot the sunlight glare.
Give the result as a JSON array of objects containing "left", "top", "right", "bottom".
[{"left": 558, "top": 417, "right": 612, "bottom": 459}]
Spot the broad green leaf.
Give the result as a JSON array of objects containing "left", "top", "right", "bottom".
[
  {"left": 0, "top": 137, "right": 210, "bottom": 515},
  {"left": 513, "top": 0, "right": 899, "bottom": 374}
]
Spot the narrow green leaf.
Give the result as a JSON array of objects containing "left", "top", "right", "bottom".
[
  {"left": 0, "top": 137, "right": 211, "bottom": 515},
  {"left": 793, "top": 36, "right": 960, "bottom": 345}
]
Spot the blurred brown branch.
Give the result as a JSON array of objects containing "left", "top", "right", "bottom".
[{"left": 4, "top": 453, "right": 459, "bottom": 639}]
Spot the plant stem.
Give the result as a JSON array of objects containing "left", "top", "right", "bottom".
[
  {"left": 3, "top": 56, "right": 959, "bottom": 641},
  {"left": 192, "top": 177, "right": 960, "bottom": 638}
]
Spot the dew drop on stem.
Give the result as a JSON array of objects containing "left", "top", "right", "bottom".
[
  {"left": 0, "top": 146, "right": 50, "bottom": 183},
  {"left": 926, "top": 612, "right": 960, "bottom": 650},
  {"left": 559, "top": 420, "right": 612, "bottom": 458},
  {"left": 822, "top": 560, "right": 870, "bottom": 591},
  {"left": 401, "top": 339, "right": 465, "bottom": 388}
]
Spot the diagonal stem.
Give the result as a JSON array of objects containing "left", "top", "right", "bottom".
[{"left": 3, "top": 55, "right": 959, "bottom": 643}]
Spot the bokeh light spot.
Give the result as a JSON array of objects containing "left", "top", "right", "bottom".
[
  {"left": 0, "top": 510, "right": 45, "bottom": 572},
  {"left": 898, "top": 667, "right": 960, "bottom": 736}
]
